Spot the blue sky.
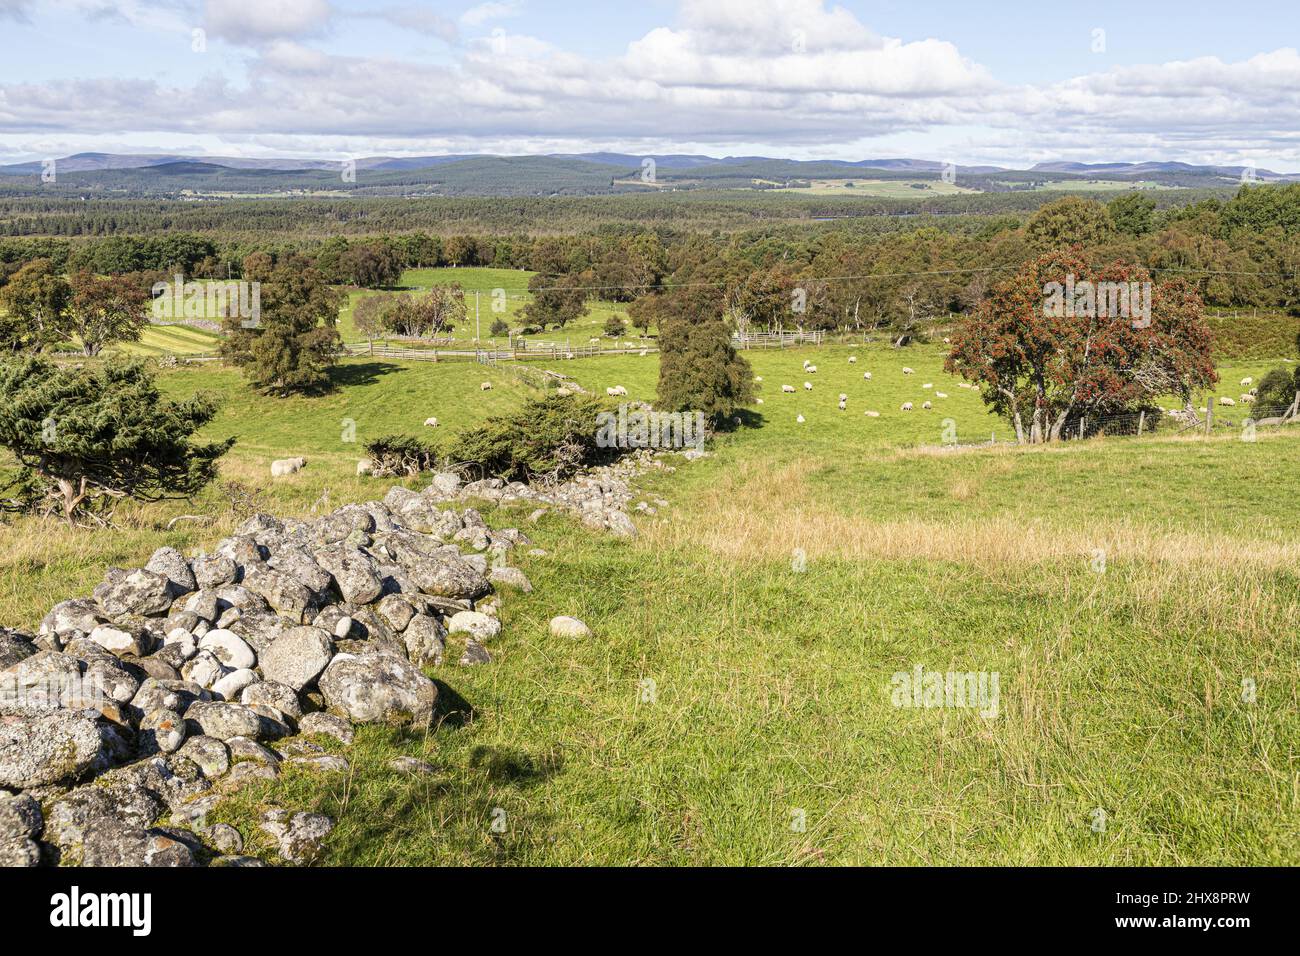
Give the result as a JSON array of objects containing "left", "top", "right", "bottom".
[{"left": 1, "top": 0, "right": 1298, "bottom": 169}]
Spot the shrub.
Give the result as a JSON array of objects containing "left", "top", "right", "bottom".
[
  {"left": 490, "top": 317, "right": 510, "bottom": 337},
  {"left": 445, "top": 393, "right": 615, "bottom": 482},
  {"left": 1253, "top": 366, "right": 1300, "bottom": 416},
  {"left": 364, "top": 434, "right": 439, "bottom": 477}
]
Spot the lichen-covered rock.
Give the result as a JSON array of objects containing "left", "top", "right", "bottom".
[
  {"left": 39, "top": 599, "right": 104, "bottom": 640},
  {"left": 297, "top": 712, "right": 355, "bottom": 745},
  {"left": 488, "top": 566, "right": 533, "bottom": 592},
  {"left": 447, "top": 610, "right": 502, "bottom": 641},
  {"left": 241, "top": 680, "right": 303, "bottom": 720},
  {"left": 0, "top": 629, "right": 36, "bottom": 670},
  {"left": 375, "top": 594, "right": 416, "bottom": 632},
  {"left": 258, "top": 626, "right": 334, "bottom": 692},
  {"left": 390, "top": 756, "right": 436, "bottom": 775},
  {"left": 146, "top": 546, "right": 197, "bottom": 597},
  {"left": 211, "top": 668, "right": 258, "bottom": 701},
  {"left": 0, "top": 705, "right": 106, "bottom": 789},
  {"left": 184, "top": 701, "right": 263, "bottom": 741},
  {"left": 406, "top": 554, "right": 490, "bottom": 600},
  {"left": 0, "top": 791, "right": 43, "bottom": 867},
  {"left": 193, "top": 553, "right": 238, "bottom": 590},
  {"left": 403, "top": 614, "right": 447, "bottom": 668},
  {"left": 459, "top": 639, "right": 492, "bottom": 666},
  {"left": 319, "top": 651, "right": 436, "bottom": 727},
  {"left": 140, "top": 708, "right": 187, "bottom": 754},
  {"left": 198, "top": 629, "right": 257, "bottom": 671},
  {"left": 549, "top": 616, "right": 592, "bottom": 639},
  {"left": 260, "top": 808, "right": 333, "bottom": 864},
  {"left": 87, "top": 623, "right": 152, "bottom": 657},
  {"left": 314, "top": 546, "right": 384, "bottom": 605},
  {"left": 240, "top": 563, "right": 316, "bottom": 623},
  {"left": 94, "top": 567, "right": 174, "bottom": 617},
  {"left": 178, "top": 735, "right": 230, "bottom": 778}
]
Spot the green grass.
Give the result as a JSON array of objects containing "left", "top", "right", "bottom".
[{"left": 2, "top": 343, "right": 1297, "bottom": 865}]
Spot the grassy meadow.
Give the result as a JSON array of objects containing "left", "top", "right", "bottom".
[{"left": 1, "top": 340, "right": 1297, "bottom": 865}]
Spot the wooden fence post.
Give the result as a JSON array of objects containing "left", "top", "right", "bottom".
[
  {"left": 1205, "top": 399, "right": 1214, "bottom": 434},
  {"left": 1137, "top": 410, "right": 1145, "bottom": 435}
]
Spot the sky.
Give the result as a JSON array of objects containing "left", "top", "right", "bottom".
[{"left": 0, "top": 0, "right": 1298, "bottom": 170}]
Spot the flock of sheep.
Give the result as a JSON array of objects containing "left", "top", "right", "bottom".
[{"left": 767, "top": 356, "right": 970, "bottom": 421}]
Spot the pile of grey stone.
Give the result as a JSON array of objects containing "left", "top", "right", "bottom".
[{"left": 0, "top": 482, "right": 535, "bottom": 867}]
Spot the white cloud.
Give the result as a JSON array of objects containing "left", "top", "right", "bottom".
[
  {"left": 460, "top": 1, "right": 522, "bottom": 28},
  {"left": 203, "top": 0, "right": 333, "bottom": 44}
]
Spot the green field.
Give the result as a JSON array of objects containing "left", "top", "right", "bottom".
[{"left": 2, "top": 342, "right": 1296, "bottom": 865}]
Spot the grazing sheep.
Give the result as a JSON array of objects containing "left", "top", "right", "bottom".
[
  {"left": 863, "top": 371, "right": 872, "bottom": 380},
  {"left": 1241, "top": 376, "right": 1253, "bottom": 386},
  {"left": 424, "top": 417, "right": 439, "bottom": 427},
  {"left": 1241, "top": 394, "right": 1255, "bottom": 403},
  {"left": 1250, "top": 387, "right": 1258, "bottom": 395},
  {"left": 356, "top": 459, "right": 374, "bottom": 476},
  {"left": 901, "top": 402, "right": 914, "bottom": 411},
  {"left": 803, "top": 360, "right": 812, "bottom": 370},
  {"left": 838, "top": 393, "right": 848, "bottom": 401},
  {"left": 1220, "top": 396, "right": 1235, "bottom": 406},
  {"left": 865, "top": 410, "right": 880, "bottom": 418},
  {"left": 804, "top": 381, "right": 813, "bottom": 390},
  {"left": 848, "top": 356, "right": 857, "bottom": 364},
  {"left": 480, "top": 382, "right": 493, "bottom": 391},
  {"left": 942, "top": 336, "right": 951, "bottom": 344},
  {"left": 755, "top": 376, "right": 763, "bottom": 382},
  {"left": 271, "top": 457, "right": 307, "bottom": 478},
  {"left": 837, "top": 401, "right": 847, "bottom": 411},
  {"left": 589, "top": 337, "right": 600, "bottom": 344},
  {"left": 902, "top": 367, "right": 915, "bottom": 375},
  {"left": 935, "top": 392, "right": 948, "bottom": 399},
  {"left": 606, "top": 387, "right": 619, "bottom": 397},
  {"left": 922, "top": 401, "right": 932, "bottom": 410},
  {"left": 922, "top": 383, "right": 933, "bottom": 389},
  {"left": 756, "top": 398, "right": 764, "bottom": 404},
  {"left": 782, "top": 384, "right": 796, "bottom": 393},
  {"left": 807, "top": 365, "right": 818, "bottom": 373},
  {"left": 796, "top": 414, "right": 806, "bottom": 423}
]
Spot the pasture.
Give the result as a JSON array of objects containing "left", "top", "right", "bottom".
[{"left": 2, "top": 342, "right": 1296, "bottom": 865}]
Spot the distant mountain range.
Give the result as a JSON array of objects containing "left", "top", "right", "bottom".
[{"left": 0, "top": 151, "right": 1293, "bottom": 198}]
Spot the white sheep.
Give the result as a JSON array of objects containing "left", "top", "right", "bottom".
[
  {"left": 803, "top": 360, "right": 812, "bottom": 370},
  {"left": 922, "top": 401, "right": 932, "bottom": 410},
  {"left": 848, "top": 356, "right": 857, "bottom": 364},
  {"left": 902, "top": 367, "right": 915, "bottom": 375},
  {"left": 901, "top": 402, "right": 913, "bottom": 411},
  {"left": 356, "top": 459, "right": 374, "bottom": 476},
  {"left": 1219, "top": 397, "right": 1235, "bottom": 406},
  {"left": 1240, "top": 394, "right": 1255, "bottom": 403},
  {"left": 796, "top": 414, "right": 805, "bottom": 423},
  {"left": 424, "top": 417, "right": 439, "bottom": 427},
  {"left": 865, "top": 410, "right": 880, "bottom": 418},
  {"left": 922, "top": 383, "right": 933, "bottom": 389},
  {"left": 804, "top": 381, "right": 813, "bottom": 390},
  {"left": 1241, "top": 377, "right": 1253, "bottom": 387},
  {"left": 754, "top": 376, "right": 763, "bottom": 382},
  {"left": 807, "top": 365, "right": 818, "bottom": 373},
  {"left": 863, "top": 371, "right": 872, "bottom": 380},
  {"left": 480, "top": 382, "right": 493, "bottom": 391},
  {"left": 838, "top": 393, "right": 848, "bottom": 402},
  {"left": 271, "top": 457, "right": 306, "bottom": 478},
  {"left": 756, "top": 398, "right": 764, "bottom": 404},
  {"left": 837, "top": 401, "right": 847, "bottom": 411},
  {"left": 782, "top": 384, "right": 796, "bottom": 393},
  {"left": 935, "top": 392, "right": 948, "bottom": 399}
]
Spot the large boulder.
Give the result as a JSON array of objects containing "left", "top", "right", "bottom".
[
  {"left": 184, "top": 701, "right": 263, "bottom": 741},
  {"left": 258, "top": 626, "right": 334, "bottom": 692},
  {"left": 314, "top": 546, "right": 384, "bottom": 605},
  {"left": 403, "top": 614, "right": 447, "bottom": 668},
  {"left": 0, "top": 705, "right": 106, "bottom": 789},
  {"left": 94, "top": 568, "right": 174, "bottom": 617},
  {"left": 406, "top": 554, "right": 491, "bottom": 600},
  {"left": 145, "top": 547, "right": 197, "bottom": 598},
  {"left": 39, "top": 599, "right": 104, "bottom": 642},
  {"left": 239, "top": 564, "right": 315, "bottom": 624},
  {"left": 319, "top": 651, "right": 436, "bottom": 727}
]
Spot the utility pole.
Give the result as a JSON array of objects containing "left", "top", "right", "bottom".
[{"left": 475, "top": 290, "right": 480, "bottom": 343}]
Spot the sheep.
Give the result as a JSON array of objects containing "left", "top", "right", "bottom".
[
  {"left": 480, "top": 382, "right": 493, "bottom": 391},
  {"left": 837, "top": 401, "right": 847, "bottom": 411},
  {"left": 802, "top": 360, "right": 812, "bottom": 370},
  {"left": 922, "top": 401, "right": 933, "bottom": 410},
  {"left": 935, "top": 392, "right": 948, "bottom": 399},
  {"left": 606, "top": 387, "right": 620, "bottom": 397},
  {"left": 1220, "top": 396, "right": 1235, "bottom": 406},
  {"left": 356, "top": 459, "right": 374, "bottom": 476},
  {"left": 807, "top": 365, "right": 818, "bottom": 373},
  {"left": 1241, "top": 376, "right": 1253, "bottom": 387},
  {"left": 902, "top": 367, "right": 915, "bottom": 375},
  {"left": 865, "top": 410, "right": 880, "bottom": 418},
  {"left": 424, "top": 417, "right": 439, "bottom": 427},
  {"left": 796, "top": 414, "right": 806, "bottom": 423},
  {"left": 863, "top": 371, "right": 872, "bottom": 380},
  {"left": 838, "top": 393, "right": 848, "bottom": 402},
  {"left": 754, "top": 376, "right": 763, "bottom": 382},
  {"left": 848, "top": 356, "right": 857, "bottom": 364},
  {"left": 271, "top": 457, "right": 307, "bottom": 478},
  {"left": 901, "top": 402, "right": 914, "bottom": 411},
  {"left": 922, "top": 383, "right": 933, "bottom": 389},
  {"left": 782, "top": 384, "right": 796, "bottom": 393},
  {"left": 804, "top": 381, "right": 813, "bottom": 390},
  {"left": 756, "top": 398, "right": 764, "bottom": 404},
  {"left": 1241, "top": 394, "right": 1255, "bottom": 403}
]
